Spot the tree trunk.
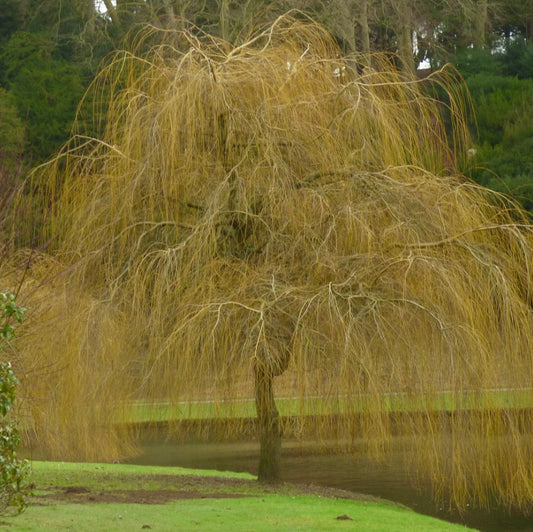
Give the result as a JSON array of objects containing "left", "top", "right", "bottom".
[
  {"left": 332, "top": 0, "right": 356, "bottom": 54},
  {"left": 390, "top": 1, "right": 415, "bottom": 75},
  {"left": 102, "top": 0, "right": 121, "bottom": 29},
  {"left": 397, "top": 19, "right": 414, "bottom": 74},
  {"left": 473, "top": 0, "right": 488, "bottom": 48},
  {"left": 359, "top": 0, "right": 371, "bottom": 55},
  {"left": 526, "top": 15, "right": 533, "bottom": 40},
  {"left": 161, "top": 0, "right": 176, "bottom": 27},
  {"left": 219, "top": 0, "right": 230, "bottom": 41},
  {"left": 254, "top": 364, "right": 281, "bottom": 482},
  {"left": 79, "top": 0, "right": 96, "bottom": 37}
]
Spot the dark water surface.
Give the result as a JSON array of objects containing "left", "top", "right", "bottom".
[{"left": 128, "top": 435, "right": 533, "bottom": 532}]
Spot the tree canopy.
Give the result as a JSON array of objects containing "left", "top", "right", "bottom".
[
  {"left": 10, "top": 18, "right": 533, "bottom": 511},
  {"left": 0, "top": 1, "right": 532, "bottom": 210}
]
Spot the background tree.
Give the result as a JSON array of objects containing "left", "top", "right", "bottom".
[
  {"left": 0, "top": 89, "right": 24, "bottom": 164},
  {"left": 0, "top": 88, "right": 25, "bottom": 237},
  {"left": 500, "top": 0, "right": 533, "bottom": 40},
  {"left": 453, "top": 43, "right": 533, "bottom": 211},
  {"left": 12, "top": 18, "right": 533, "bottom": 511},
  {"left": 1, "top": 32, "right": 86, "bottom": 161},
  {"left": 0, "top": 0, "right": 113, "bottom": 163}
]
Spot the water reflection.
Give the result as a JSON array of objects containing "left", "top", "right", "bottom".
[{"left": 128, "top": 435, "right": 533, "bottom": 532}]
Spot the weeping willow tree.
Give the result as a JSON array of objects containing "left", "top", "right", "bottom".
[{"left": 11, "top": 16, "right": 533, "bottom": 510}]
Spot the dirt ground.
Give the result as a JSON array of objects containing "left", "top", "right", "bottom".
[{"left": 32, "top": 474, "right": 380, "bottom": 506}]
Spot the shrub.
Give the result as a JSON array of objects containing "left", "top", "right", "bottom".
[
  {"left": 0, "top": 292, "right": 29, "bottom": 515},
  {"left": 461, "top": 74, "right": 533, "bottom": 211},
  {"left": 0, "top": 88, "right": 24, "bottom": 162}
]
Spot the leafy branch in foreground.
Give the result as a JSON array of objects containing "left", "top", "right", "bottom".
[
  {"left": 0, "top": 293, "right": 25, "bottom": 341},
  {"left": 0, "top": 292, "right": 29, "bottom": 515}
]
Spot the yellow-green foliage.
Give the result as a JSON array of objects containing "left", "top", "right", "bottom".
[{"left": 10, "top": 17, "right": 533, "bottom": 510}]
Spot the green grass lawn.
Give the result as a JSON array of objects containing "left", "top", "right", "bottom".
[
  {"left": 127, "top": 388, "right": 533, "bottom": 423},
  {"left": 0, "top": 461, "right": 477, "bottom": 531}
]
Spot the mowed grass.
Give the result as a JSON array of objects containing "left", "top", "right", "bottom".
[
  {"left": 0, "top": 461, "right": 476, "bottom": 531},
  {"left": 127, "top": 388, "right": 533, "bottom": 423},
  {"left": 1, "top": 497, "right": 475, "bottom": 532}
]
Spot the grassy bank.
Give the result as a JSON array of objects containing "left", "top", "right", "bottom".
[
  {"left": 127, "top": 389, "right": 533, "bottom": 424},
  {"left": 0, "top": 461, "right": 476, "bottom": 531}
]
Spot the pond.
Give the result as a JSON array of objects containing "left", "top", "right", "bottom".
[{"left": 127, "top": 433, "right": 533, "bottom": 532}]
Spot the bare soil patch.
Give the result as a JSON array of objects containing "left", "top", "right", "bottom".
[
  {"left": 31, "top": 473, "right": 382, "bottom": 507},
  {"left": 37, "top": 486, "right": 247, "bottom": 505}
]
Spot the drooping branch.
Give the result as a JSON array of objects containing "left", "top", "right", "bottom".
[{"left": 13, "top": 17, "right": 533, "bottom": 512}]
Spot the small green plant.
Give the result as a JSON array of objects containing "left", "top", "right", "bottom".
[
  {"left": 0, "top": 292, "right": 25, "bottom": 341},
  {"left": 0, "top": 292, "right": 30, "bottom": 514}
]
